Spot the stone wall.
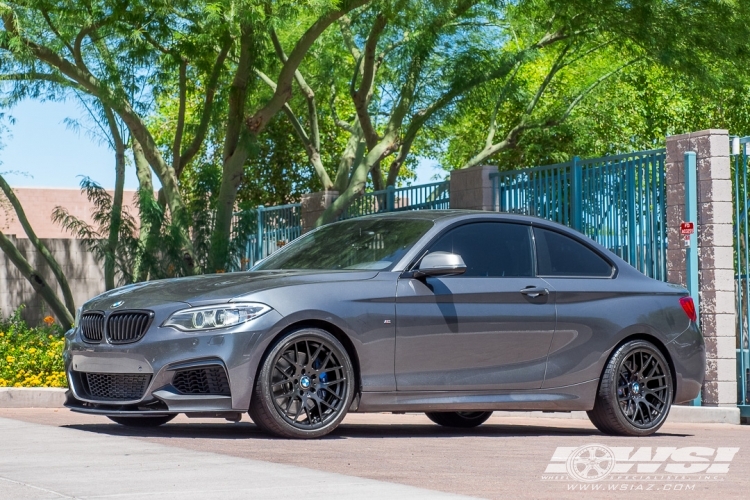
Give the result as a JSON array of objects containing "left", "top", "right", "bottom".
[
  {"left": 665, "top": 129, "right": 736, "bottom": 407},
  {"left": 0, "top": 237, "right": 104, "bottom": 326},
  {"left": 300, "top": 191, "right": 338, "bottom": 233},
  {"left": 448, "top": 164, "right": 496, "bottom": 210}
]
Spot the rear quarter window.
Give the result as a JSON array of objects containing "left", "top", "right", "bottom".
[{"left": 533, "top": 227, "right": 613, "bottom": 277}]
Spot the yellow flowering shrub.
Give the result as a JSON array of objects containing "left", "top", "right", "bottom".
[{"left": 0, "top": 308, "right": 67, "bottom": 388}]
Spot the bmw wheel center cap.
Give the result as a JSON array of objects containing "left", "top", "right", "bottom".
[{"left": 300, "top": 376, "right": 311, "bottom": 389}]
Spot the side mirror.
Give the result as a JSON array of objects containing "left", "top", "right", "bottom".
[{"left": 414, "top": 252, "right": 467, "bottom": 278}]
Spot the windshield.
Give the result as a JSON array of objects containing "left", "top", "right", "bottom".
[{"left": 254, "top": 218, "right": 434, "bottom": 271}]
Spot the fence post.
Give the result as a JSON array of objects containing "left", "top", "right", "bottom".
[
  {"left": 626, "top": 158, "right": 637, "bottom": 265},
  {"left": 256, "top": 205, "right": 264, "bottom": 263},
  {"left": 386, "top": 185, "right": 396, "bottom": 212},
  {"left": 300, "top": 191, "right": 339, "bottom": 233},
  {"left": 666, "top": 129, "right": 736, "bottom": 408},
  {"left": 684, "top": 151, "right": 702, "bottom": 406},
  {"left": 571, "top": 156, "right": 582, "bottom": 231}
]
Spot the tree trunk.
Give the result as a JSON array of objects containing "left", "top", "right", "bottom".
[
  {"left": 317, "top": 134, "right": 397, "bottom": 225},
  {"left": 0, "top": 230, "right": 75, "bottom": 327},
  {"left": 104, "top": 106, "right": 125, "bottom": 290},
  {"left": 210, "top": 137, "right": 252, "bottom": 272},
  {"left": 0, "top": 173, "right": 76, "bottom": 316},
  {"left": 132, "top": 139, "right": 160, "bottom": 282}
]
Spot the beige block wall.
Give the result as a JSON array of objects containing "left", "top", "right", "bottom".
[
  {"left": 665, "top": 129, "right": 737, "bottom": 406},
  {"left": 449, "top": 165, "right": 496, "bottom": 210},
  {"left": 0, "top": 237, "right": 105, "bottom": 326},
  {"left": 300, "top": 191, "right": 338, "bottom": 233}
]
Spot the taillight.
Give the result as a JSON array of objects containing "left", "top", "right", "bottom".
[{"left": 679, "top": 296, "right": 697, "bottom": 322}]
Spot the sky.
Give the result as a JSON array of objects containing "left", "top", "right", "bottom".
[
  {"left": 0, "top": 98, "right": 443, "bottom": 191},
  {"left": 1, "top": 98, "right": 142, "bottom": 190}
]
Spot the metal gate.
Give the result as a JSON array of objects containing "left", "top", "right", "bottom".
[
  {"left": 730, "top": 136, "right": 750, "bottom": 417},
  {"left": 490, "top": 149, "right": 667, "bottom": 280}
]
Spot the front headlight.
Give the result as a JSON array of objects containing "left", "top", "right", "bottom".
[
  {"left": 74, "top": 307, "right": 82, "bottom": 328},
  {"left": 163, "top": 302, "right": 272, "bottom": 332}
]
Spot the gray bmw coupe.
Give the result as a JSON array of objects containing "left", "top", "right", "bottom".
[{"left": 64, "top": 211, "right": 704, "bottom": 438}]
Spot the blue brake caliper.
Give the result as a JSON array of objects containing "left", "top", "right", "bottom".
[{"left": 313, "top": 356, "right": 327, "bottom": 398}]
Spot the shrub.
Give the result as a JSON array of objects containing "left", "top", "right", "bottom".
[{"left": 0, "top": 308, "right": 67, "bottom": 388}]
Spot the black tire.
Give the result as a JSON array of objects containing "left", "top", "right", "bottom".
[
  {"left": 249, "top": 328, "right": 355, "bottom": 439},
  {"left": 107, "top": 415, "right": 176, "bottom": 427},
  {"left": 425, "top": 411, "right": 493, "bottom": 428},
  {"left": 587, "top": 340, "right": 673, "bottom": 436}
]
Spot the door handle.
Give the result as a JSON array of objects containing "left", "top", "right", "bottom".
[{"left": 520, "top": 286, "right": 549, "bottom": 298}]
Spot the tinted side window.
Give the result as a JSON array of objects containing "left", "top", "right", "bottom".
[
  {"left": 533, "top": 227, "right": 612, "bottom": 277},
  {"left": 427, "top": 222, "right": 533, "bottom": 277}
]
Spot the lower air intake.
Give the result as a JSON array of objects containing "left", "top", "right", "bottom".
[
  {"left": 172, "top": 366, "right": 231, "bottom": 395},
  {"left": 83, "top": 373, "right": 151, "bottom": 401}
]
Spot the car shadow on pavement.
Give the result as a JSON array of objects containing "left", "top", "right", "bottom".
[{"left": 63, "top": 421, "right": 691, "bottom": 440}]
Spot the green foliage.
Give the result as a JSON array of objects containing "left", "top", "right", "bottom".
[
  {"left": 52, "top": 178, "right": 140, "bottom": 284},
  {"left": 4, "top": 0, "right": 750, "bottom": 247},
  {"left": 0, "top": 307, "right": 66, "bottom": 388},
  {"left": 236, "top": 115, "right": 324, "bottom": 208},
  {"left": 417, "top": 0, "right": 750, "bottom": 172}
]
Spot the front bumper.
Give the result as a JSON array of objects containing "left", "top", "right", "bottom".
[{"left": 64, "top": 309, "right": 282, "bottom": 416}]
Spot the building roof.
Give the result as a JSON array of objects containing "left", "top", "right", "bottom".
[{"left": 0, "top": 187, "right": 140, "bottom": 239}]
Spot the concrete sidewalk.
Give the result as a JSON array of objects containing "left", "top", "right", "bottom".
[{"left": 0, "top": 417, "right": 473, "bottom": 500}]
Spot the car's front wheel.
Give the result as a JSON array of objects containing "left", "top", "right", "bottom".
[
  {"left": 587, "top": 340, "right": 673, "bottom": 436},
  {"left": 425, "top": 411, "right": 493, "bottom": 428},
  {"left": 249, "top": 328, "right": 355, "bottom": 439},
  {"left": 107, "top": 415, "right": 176, "bottom": 427}
]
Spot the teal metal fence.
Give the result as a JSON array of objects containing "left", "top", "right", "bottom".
[
  {"left": 730, "top": 136, "right": 750, "bottom": 418},
  {"left": 231, "top": 203, "right": 302, "bottom": 271},
  {"left": 231, "top": 181, "right": 450, "bottom": 270},
  {"left": 342, "top": 180, "right": 450, "bottom": 219},
  {"left": 490, "top": 149, "right": 667, "bottom": 280}
]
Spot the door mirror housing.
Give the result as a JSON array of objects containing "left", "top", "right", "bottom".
[{"left": 414, "top": 252, "right": 467, "bottom": 278}]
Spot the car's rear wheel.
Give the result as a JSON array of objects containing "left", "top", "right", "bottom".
[
  {"left": 587, "top": 340, "right": 673, "bottom": 436},
  {"left": 425, "top": 411, "right": 493, "bottom": 428},
  {"left": 249, "top": 328, "right": 355, "bottom": 439},
  {"left": 107, "top": 415, "right": 176, "bottom": 427}
]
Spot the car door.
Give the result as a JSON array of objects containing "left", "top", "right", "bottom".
[
  {"left": 530, "top": 226, "right": 620, "bottom": 389},
  {"left": 395, "top": 221, "right": 556, "bottom": 391}
]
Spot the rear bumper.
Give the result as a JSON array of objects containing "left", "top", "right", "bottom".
[{"left": 667, "top": 322, "right": 706, "bottom": 404}]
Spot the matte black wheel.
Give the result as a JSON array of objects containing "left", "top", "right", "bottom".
[
  {"left": 588, "top": 340, "right": 673, "bottom": 436},
  {"left": 249, "top": 328, "right": 355, "bottom": 439},
  {"left": 107, "top": 415, "right": 176, "bottom": 427},
  {"left": 425, "top": 411, "right": 493, "bottom": 428}
]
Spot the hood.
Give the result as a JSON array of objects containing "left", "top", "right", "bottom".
[{"left": 84, "top": 270, "right": 379, "bottom": 310}]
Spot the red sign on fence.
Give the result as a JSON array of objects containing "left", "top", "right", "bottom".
[{"left": 680, "top": 222, "right": 695, "bottom": 235}]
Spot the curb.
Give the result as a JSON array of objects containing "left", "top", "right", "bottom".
[
  {"left": 0, "top": 388, "right": 66, "bottom": 408},
  {"left": 492, "top": 405, "right": 741, "bottom": 425},
  {"left": 0, "top": 388, "right": 742, "bottom": 425}
]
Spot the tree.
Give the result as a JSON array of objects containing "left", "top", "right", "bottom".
[
  {"left": 424, "top": 0, "right": 750, "bottom": 170},
  {"left": 0, "top": 172, "right": 75, "bottom": 325},
  {"left": 0, "top": 0, "right": 371, "bottom": 274},
  {"left": 265, "top": 0, "right": 750, "bottom": 224}
]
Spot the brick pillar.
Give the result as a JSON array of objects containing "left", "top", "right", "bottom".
[
  {"left": 300, "top": 191, "right": 338, "bottom": 233},
  {"left": 665, "top": 129, "right": 736, "bottom": 407},
  {"left": 449, "top": 164, "right": 496, "bottom": 210}
]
